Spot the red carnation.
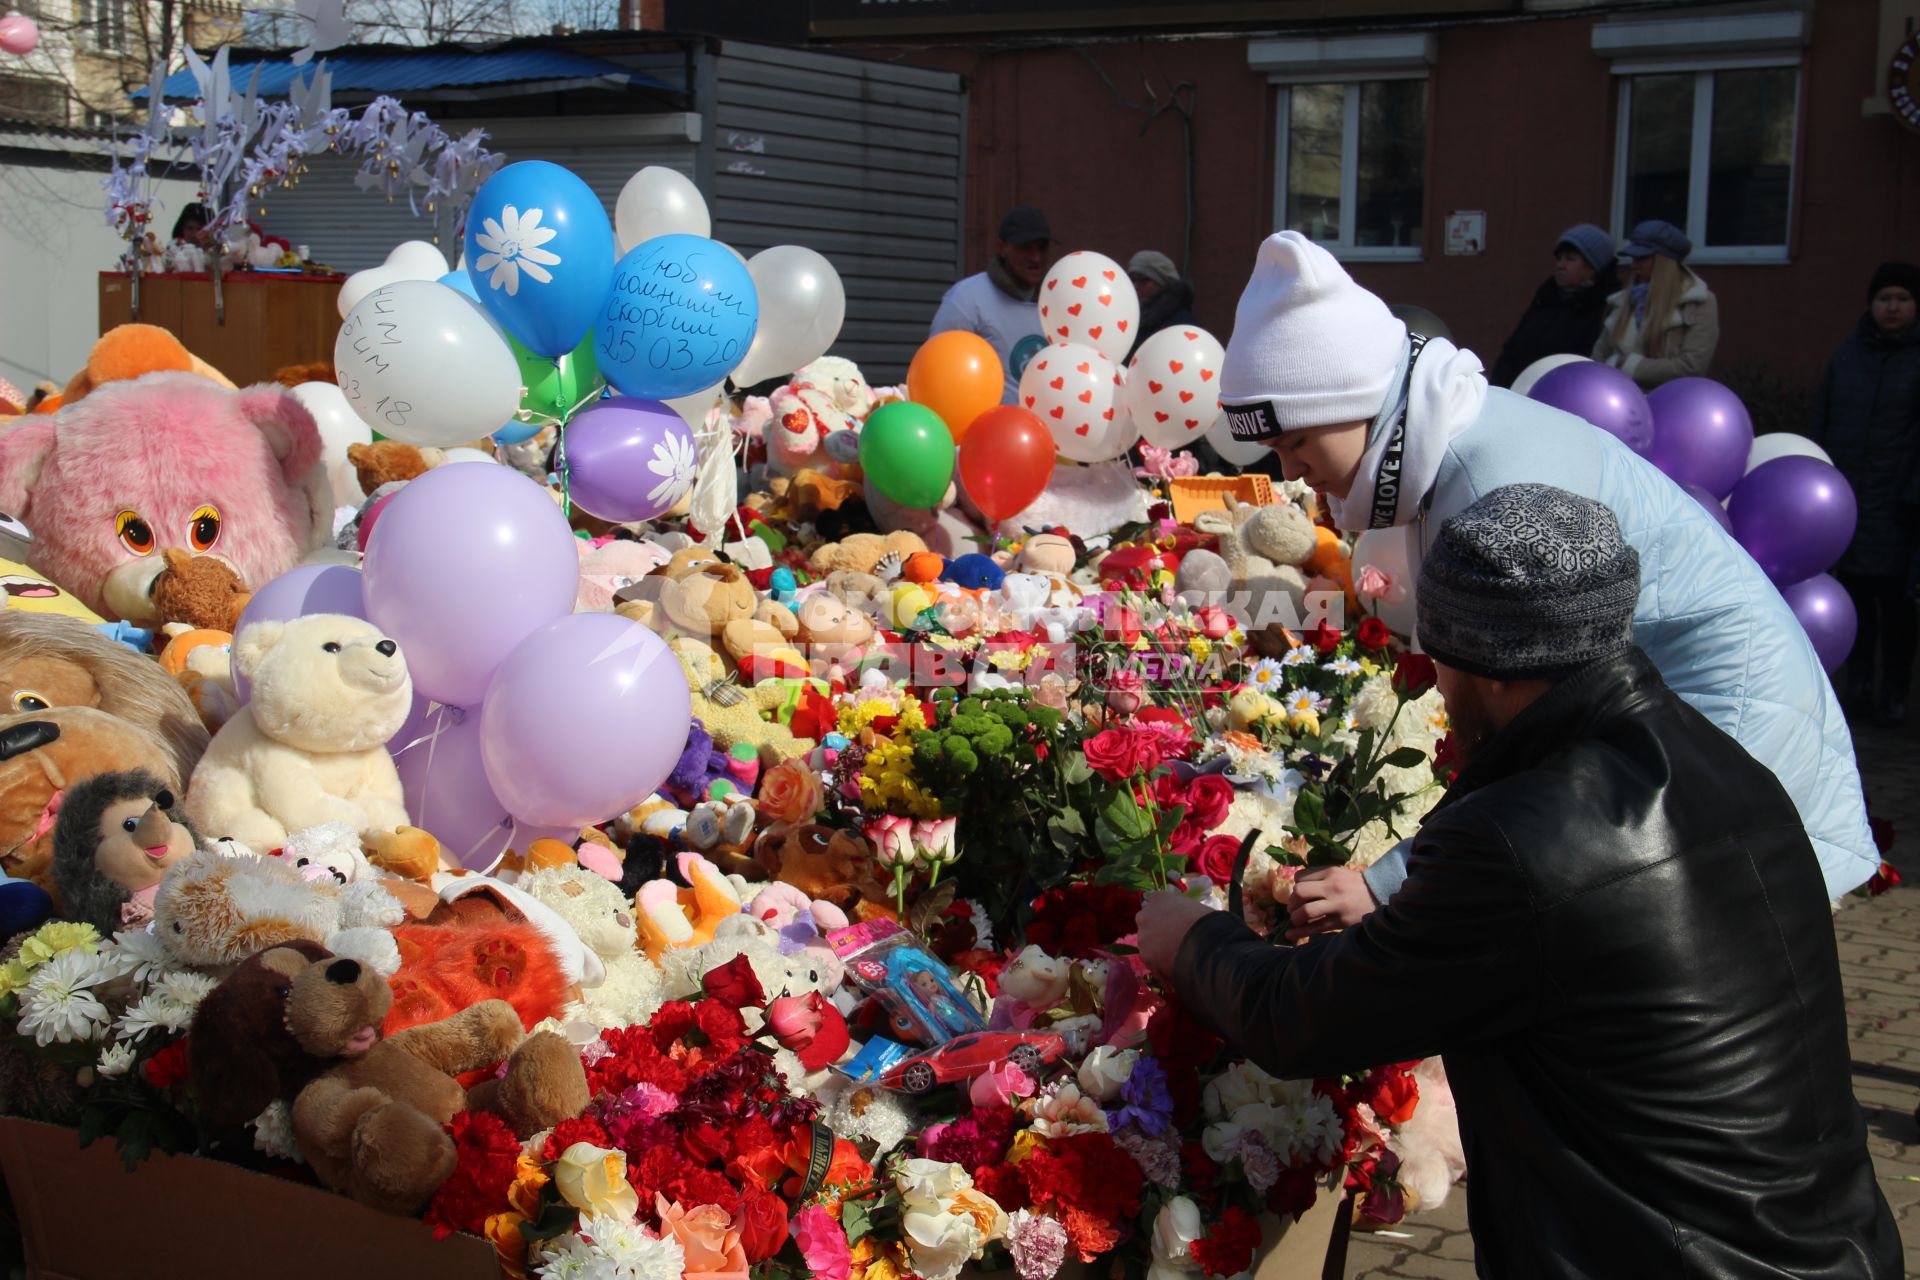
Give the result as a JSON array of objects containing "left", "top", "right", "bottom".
[
  {"left": 542, "top": 1114, "right": 613, "bottom": 1162},
  {"left": 143, "top": 1039, "right": 189, "bottom": 1092},
  {"left": 424, "top": 1111, "right": 520, "bottom": 1238},
  {"left": 1190, "top": 1207, "right": 1262, "bottom": 1277}
]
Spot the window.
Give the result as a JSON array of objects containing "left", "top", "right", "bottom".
[
  {"left": 1614, "top": 66, "right": 1798, "bottom": 260},
  {"left": 1278, "top": 79, "right": 1426, "bottom": 258},
  {"left": 0, "top": 74, "right": 66, "bottom": 124},
  {"left": 78, "top": 0, "right": 132, "bottom": 54},
  {"left": 1595, "top": 11, "right": 1807, "bottom": 263},
  {"left": 1253, "top": 34, "right": 1433, "bottom": 261}
]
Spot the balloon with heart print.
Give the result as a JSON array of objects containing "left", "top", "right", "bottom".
[
  {"left": 1038, "top": 251, "right": 1140, "bottom": 365},
  {"left": 1017, "top": 341, "right": 1134, "bottom": 464},
  {"left": 1125, "top": 326, "right": 1226, "bottom": 450}
]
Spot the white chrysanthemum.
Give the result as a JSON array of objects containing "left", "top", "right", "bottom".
[
  {"left": 251, "top": 1100, "right": 303, "bottom": 1162},
  {"left": 535, "top": 1216, "right": 684, "bottom": 1280},
  {"left": 1212, "top": 788, "right": 1296, "bottom": 842},
  {"left": 474, "top": 204, "right": 561, "bottom": 296},
  {"left": 1280, "top": 644, "right": 1316, "bottom": 668},
  {"left": 1386, "top": 688, "right": 1449, "bottom": 755},
  {"left": 1350, "top": 819, "right": 1401, "bottom": 869},
  {"left": 1245, "top": 658, "right": 1286, "bottom": 692},
  {"left": 1373, "top": 760, "right": 1432, "bottom": 800},
  {"left": 18, "top": 950, "right": 112, "bottom": 1047},
  {"left": 149, "top": 971, "right": 217, "bottom": 1011},
  {"left": 96, "top": 1042, "right": 137, "bottom": 1079},
  {"left": 645, "top": 430, "right": 698, "bottom": 508},
  {"left": 115, "top": 990, "right": 195, "bottom": 1040},
  {"left": 99, "top": 927, "right": 175, "bottom": 987},
  {"left": 1323, "top": 656, "right": 1362, "bottom": 677},
  {"left": 1350, "top": 674, "right": 1399, "bottom": 734}
]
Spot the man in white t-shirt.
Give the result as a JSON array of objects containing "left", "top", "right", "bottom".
[{"left": 929, "top": 206, "right": 1053, "bottom": 403}]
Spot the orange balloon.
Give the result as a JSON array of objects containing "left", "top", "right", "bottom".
[
  {"left": 959, "top": 406, "right": 1057, "bottom": 523},
  {"left": 908, "top": 331, "right": 1004, "bottom": 442}
]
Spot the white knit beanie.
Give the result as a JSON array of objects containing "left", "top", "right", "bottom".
[{"left": 1219, "top": 231, "right": 1408, "bottom": 442}]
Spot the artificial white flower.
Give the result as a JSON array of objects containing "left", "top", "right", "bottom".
[
  {"left": 474, "top": 204, "right": 561, "bottom": 296},
  {"left": 95, "top": 1042, "right": 137, "bottom": 1079},
  {"left": 645, "top": 430, "right": 698, "bottom": 508},
  {"left": 115, "top": 990, "right": 195, "bottom": 1040},
  {"left": 1280, "top": 644, "right": 1317, "bottom": 667},
  {"left": 1244, "top": 658, "right": 1286, "bottom": 692},
  {"left": 1323, "top": 656, "right": 1363, "bottom": 677},
  {"left": 251, "top": 1100, "right": 303, "bottom": 1162},
  {"left": 17, "top": 949, "right": 112, "bottom": 1046}
]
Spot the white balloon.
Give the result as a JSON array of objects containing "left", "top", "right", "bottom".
[
  {"left": 334, "top": 281, "right": 521, "bottom": 448},
  {"left": 291, "top": 381, "right": 372, "bottom": 506},
  {"left": 731, "top": 246, "right": 847, "bottom": 388},
  {"left": 1745, "top": 432, "right": 1832, "bottom": 474},
  {"left": 337, "top": 240, "right": 449, "bottom": 319},
  {"left": 439, "top": 447, "right": 500, "bottom": 466},
  {"left": 1510, "top": 353, "right": 1590, "bottom": 398},
  {"left": 1351, "top": 527, "right": 1419, "bottom": 639},
  {"left": 1039, "top": 250, "right": 1140, "bottom": 365},
  {"left": 1018, "top": 341, "right": 1135, "bottom": 463},
  {"left": 1125, "top": 325, "right": 1226, "bottom": 450},
  {"left": 1205, "top": 414, "right": 1272, "bottom": 467},
  {"left": 615, "top": 166, "right": 711, "bottom": 257},
  {"left": 663, "top": 380, "right": 726, "bottom": 432}
]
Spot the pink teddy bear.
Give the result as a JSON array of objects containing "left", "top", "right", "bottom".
[{"left": 0, "top": 373, "right": 329, "bottom": 622}]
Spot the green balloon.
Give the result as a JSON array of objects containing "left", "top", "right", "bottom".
[
  {"left": 511, "top": 330, "right": 603, "bottom": 424},
  {"left": 861, "top": 402, "right": 956, "bottom": 509}
]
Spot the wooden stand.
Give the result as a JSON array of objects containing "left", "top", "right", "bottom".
[{"left": 97, "top": 271, "right": 346, "bottom": 386}]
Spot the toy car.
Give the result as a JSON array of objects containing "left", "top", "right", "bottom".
[{"left": 877, "top": 1031, "right": 1069, "bottom": 1095}]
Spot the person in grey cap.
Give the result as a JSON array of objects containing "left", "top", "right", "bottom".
[
  {"left": 1125, "top": 249, "right": 1195, "bottom": 359},
  {"left": 1138, "top": 484, "right": 1900, "bottom": 1280},
  {"left": 930, "top": 205, "right": 1054, "bottom": 402},
  {"left": 1591, "top": 218, "right": 1720, "bottom": 388},
  {"left": 1486, "top": 223, "right": 1620, "bottom": 389}
]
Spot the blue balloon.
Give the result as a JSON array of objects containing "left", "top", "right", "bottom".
[
  {"left": 493, "top": 419, "right": 542, "bottom": 445},
  {"left": 598, "top": 234, "right": 758, "bottom": 400},
  {"left": 438, "top": 270, "right": 478, "bottom": 300},
  {"left": 465, "top": 161, "right": 615, "bottom": 358}
]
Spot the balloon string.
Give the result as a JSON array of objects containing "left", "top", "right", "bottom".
[{"left": 392, "top": 702, "right": 455, "bottom": 834}]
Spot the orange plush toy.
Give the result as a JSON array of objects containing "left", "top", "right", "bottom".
[{"left": 35, "top": 324, "right": 235, "bottom": 415}]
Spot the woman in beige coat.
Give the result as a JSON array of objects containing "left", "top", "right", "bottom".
[{"left": 1592, "top": 219, "right": 1720, "bottom": 388}]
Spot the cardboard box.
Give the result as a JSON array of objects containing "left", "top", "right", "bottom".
[{"left": 0, "top": 1117, "right": 497, "bottom": 1280}]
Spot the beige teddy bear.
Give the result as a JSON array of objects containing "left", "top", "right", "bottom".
[
  {"left": 1205, "top": 501, "right": 1318, "bottom": 627},
  {"left": 517, "top": 863, "right": 667, "bottom": 1031},
  {"left": 185, "top": 614, "right": 412, "bottom": 851}
]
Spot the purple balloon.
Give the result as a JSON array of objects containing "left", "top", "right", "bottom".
[
  {"left": 362, "top": 463, "right": 581, "bottom": 707},
  {"left": 1780, "top": 573, "right": 1858, "bottom": 674},
  {"left": 1680, "top": 482, "right": 1733, "bottom": 534},
  {"left": 560, "top": 397, "right": 698, "bottom": 523},
  {"left": 1728, "top": 456, "right": 1859, "bottom": 586},
  {"left": 390, "top": 703, "right": 516, "bottom": 869},
  {"left": 479, "top": 613, "right": 690, "bottom": 828},
  {"left": 230, "top": 563, "right": 366, "bottom": 703},
  {"left": 1646, "top": 378, "right": 1755, "bottom": 499},
  {"left": 1528, "top": 362, "right": 1654, "bottom": 454}
]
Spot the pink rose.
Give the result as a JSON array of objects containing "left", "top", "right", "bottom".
[
  {"left": 969, "top": 1059, "right": 1037, "bottom": 1110},
  {"left": 1354, "top": 564, "right": 1394, "bottom": 602},
  {"left": 1106, "top": 669, "right": 1147, "bottom": 716}
]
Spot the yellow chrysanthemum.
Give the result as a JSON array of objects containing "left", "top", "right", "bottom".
[{"left": 18, "top": 922, "right": 100, "bottom": 969}]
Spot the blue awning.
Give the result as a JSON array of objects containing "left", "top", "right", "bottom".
[{"left": 147, "top": 48, "right": 667, "bottom": 100}]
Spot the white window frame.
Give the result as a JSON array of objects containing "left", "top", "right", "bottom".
[
  {"left": 1596, "top": 11, "right": 1807, "bottom": 266},
  {"left": 1253, "top": 33, "right": 1433, "bottom": 264}
]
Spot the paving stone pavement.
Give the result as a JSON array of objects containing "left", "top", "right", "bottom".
[{"left": 1342, "top": 721, "right": 1920, "bottom": 1278}]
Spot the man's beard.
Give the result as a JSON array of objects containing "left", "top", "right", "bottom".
[{"left": 1445, "top": 688, "right": 1497, "bottom": 773}]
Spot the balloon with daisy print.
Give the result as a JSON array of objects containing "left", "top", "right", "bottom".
[
  {"left": 558, "top": 397, "right": 701, "bottom": 523},
  {"left": 465, "top": 161, "right": 616, "bottom": 358}
]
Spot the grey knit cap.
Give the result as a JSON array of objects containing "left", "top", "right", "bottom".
[{"left": 1416, "top": 484, "right": 1640, "bottom": 680}]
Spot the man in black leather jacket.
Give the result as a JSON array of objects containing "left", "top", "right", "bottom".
[{"left": 1139, "top": 484, "right": 1899, "bottom": 1278}]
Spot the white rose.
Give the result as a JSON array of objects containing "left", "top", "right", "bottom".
[
  {"left": 903, "top": 1206, "right": 985, "bottom": 1280},
  {"left": 896, "top": 1158, "right": 972, "bottom": 1209},
  {"left": 1149, "top": 1195, "right": 1206, "bottom": 1271},
  {"left": 1076, "top": 1046, "right": 1138, "bottom": 1103},
  {"left": 1203, "top": 1061, "right": 1274, "bottom": 1119}
]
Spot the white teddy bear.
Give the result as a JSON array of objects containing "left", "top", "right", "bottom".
[
  {"left": 186, "top": 614, "right": 413, "bottom": 851},
  {"left": 1186, "top": 501, "right": 1318, "bottom": 627},
  {"left": 518, "top": 864, "right": 667, "bottom": 1031}
]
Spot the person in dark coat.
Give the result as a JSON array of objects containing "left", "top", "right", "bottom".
[
  {"left": 1486, "top": 224, "right": 1619, "bottom": 389},
  {"left": 1125, "top": 250, "right": 1196, "bottom": 359},
  {"left": 1809, "top": 260, "right": 1920, "bottom": 725},
  {"left": 1138, "top": 484, "right": 1899, "bottom": 1280}
]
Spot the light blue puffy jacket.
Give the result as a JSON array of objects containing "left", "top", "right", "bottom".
[{"left": 1361, "top": 387, "right": 1878, "bottom": 901}]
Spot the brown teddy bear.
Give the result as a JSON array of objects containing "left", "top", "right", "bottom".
[
  {"left": 189, "top": 940, "right": 589, "bottom": 1214},
  {"left": 0, "top": 613, "right": 209, "bottom": 894},
  {"left": 754, "top": 822, "right": 890, "bottom": 917},
  {"left": 149, "top": 548, "right": 253, "bottom": 633},
  {"left": 806, "top": 530, "right": 926, "bottom": 578},
  {"left": 347, "top": 440, "right": 444, "bottom": 498}
]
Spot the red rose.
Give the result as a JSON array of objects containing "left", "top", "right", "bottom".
[
  {"left": 1392, "top": 652, "right": 1436, "bottom": 696},
  {"left": 736, "top": 1187, "right": 788, "bottom": 1263},
  {"left": 1082, "top": 727, "right": 1142, "bottom": 781},
  {"left": 1357, "top": 616, "right": 1392, "bottom": 651},
  {"left": 1184, "top": 774, "right": 1234, "bottom": 831},
  {"left": 701, "top": 954, "right": 766, "bottom": 1010},
  {"left": 1311, "top": 621, "right": 1342, "bottom": 654},
  {"left": 1194, "top": 834, "right": 1242, "bottom": 885}
]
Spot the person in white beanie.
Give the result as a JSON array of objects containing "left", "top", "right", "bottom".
[{"left": 1217, "top": 231, "right": 1877, "bottom": 920}]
